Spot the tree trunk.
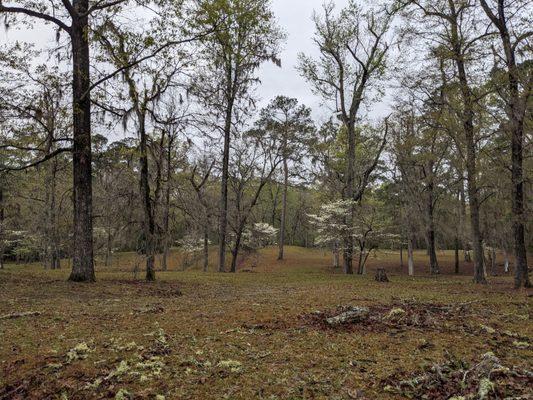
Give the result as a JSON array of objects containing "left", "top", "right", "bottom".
[
  {"left": 0, "top": 184, "right": 4, "bottom": 270},
  {"left": 218, "top": 102, "right": 233, "bottom": 273},
  {"left": 161, "top": 138, "right": 172, "bottom": 272},
  {"left": 343, "top": 122, "right": 355, "bottom": 275},
  {"left": 454, "top": 235, "right": 460, "bottom": 274},
  {"left": 203, "top": 217, "right": 209, "bottom": 272},
  {"left": 139, "top": 114, "right": 155, "bottom": 281},
  {"left": 230, "top": 228, "right": 243, "bottom": 273},
  {"left": 50, "top": 159, "right": 60, "bottom": 270},
  {"left": 407, "top": 236, "right": 414, "bottom": 277},
  {"left": 68, "top": 1, "right": 95, "bottom": 282},
  {"left": 333, "top": 241, "right": 340, "bottom": 268},
  {"left": 400, "top": 242, "right": 404, "bottom": 268},
  {"left": 44, "top": 129, "right": 61, "bottom": 270},
  {"left": 503, "top": 24, "right": 529, "bottom": 288},
  {"left": 357, "top": 247, "right": 371, "bottom": 275},
  {"left": 104, "top": 228, "right": 112, "bottom": 267},
  {"left": 357, "top": 241, "right": 367, "bottom": 275},
  {"left": 491, "top": 247, "right": 497, "bottom": 276},
  {"left": 504, "top": 249, "right": 510, "bottom": 273},
  {"left": 449, "top": 4, "right": 485, "bottom": 284},
  {"left": 460, "top": 178, "right": 471, "bottom": 262},
  {"left": 426, "top": 178, "right": 439, "bottom": 275},
  {"left": 375, "top": 268, "right": 389, "bottom": 282},
  {"left": 278, "top": 153, "right": 288, "bottom": 260},
  {"left": 161, "top": 227, "right": 169, "bottom": 271},
  {"left": 269, "top": 184, "right": 280, "bottom": 226},
  {"left": 480, "top": 0, "right": 529, "bottom": 289},
  {"left": 44, "top": 160, "right": 52, "bottom": 269}
]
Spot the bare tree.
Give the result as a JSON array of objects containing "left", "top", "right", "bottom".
[
  {"left": 192, "top": 0, "right": 283, "bottom": 272},
  {"left": 186, "top": 157, "right": 215, "bottom": 272},
  {"left": 298, "top": 1, "right": 394, "bottom": 273},
  {"left": 227, "top": 133, "right": 282, "bottom": 272}
]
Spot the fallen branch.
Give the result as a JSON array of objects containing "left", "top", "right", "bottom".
[{"left": 0, "top": 311, "right": 42, "bottom": 320}]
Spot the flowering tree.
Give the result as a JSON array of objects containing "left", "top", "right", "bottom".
[
  {"left": 178, "top": 235, "right": 206, "bottom": 271},
  {"left": 309, "top": 199, "right": 396, "bottom": 273},
  {"left": 308, "top": 200, "right": 356, "bottom": 269},
  {"left": 232, "top": 222, "right": 278, "bottom": 270}
]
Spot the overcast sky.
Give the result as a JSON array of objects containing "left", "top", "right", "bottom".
[
  {"left": 1, "top": 0, "right": 391, "bottom": 125},
  {"left": 258, "top": 0, "right": 349, "bottom": 118}
]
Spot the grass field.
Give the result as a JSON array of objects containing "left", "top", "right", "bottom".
[{"left": 0, "top": 246, "right": 531, "bottom": 399}]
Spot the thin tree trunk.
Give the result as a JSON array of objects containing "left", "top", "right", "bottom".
[
  {"left": 407, "top": 236, "right": 414, "bottom": 277},
  {"left": 333, "top": 241, "right": 339, "bottom": 268},
  {"left": 269, "top": 184, "right": 280, "bottom": 226},
  {"left": 50, "top": 159, "right": 60, "bottom": 270},
  {"left": 104, "top": 228, "right": 112, "bottom": 267},
  {"left": 426, "top": 177, "right": 439, "bottom": 275},
  {"left": 400, "top": 242, "right": 404, "bottom": 268},
  {"left": 161, "top": 226, "right": 169, "bottom": 271},
  {"left": 459, "top": 178, "right": 471, "bottom": 262},
  {"left": 203, "top": 217, "right": 209, "bottom": 272},
  {"left": 0, "top": 184, "right": 4, "bottom": 270},
  {"left": 69, "top": 0, "right": 95, "bottom": 282},
  {"left": 44, "top": 158, "right": 52, "bottom": 270},
  {"left": 230, "top": 228, "right": 243, "bottom": 273},
  {"left": 44, "top": 129, "right": 61, "bottom": 270},
  {"left": 218, "top": 103, "right": 233, "bottom": 273},
  {"left": 278, "top": 153, "right": 288, "bottom": 260},
  {"left": 504, "top": 249, "right": 510, "bottom": 273},
  {"left": 357, "top": 242, "right": 365, "bottom": 275},
  {"left": 161, "top": 137, "right": 172, "bottom": 272},
  {"left": 454, "top": 235, "right": 460, "bottom": 274},
  {"left": 361, "top": 248, "right": 372, "bottom": 274},
  {"left": 491, "top": 247, "right": 497, "bottom": 276},
  {"left": 448, "top": 2, "right": 485, "bottom": 284}
]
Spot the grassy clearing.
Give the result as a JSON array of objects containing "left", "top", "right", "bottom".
[{"left": 0, "top": 246, "right": 531, "bottom": 399}]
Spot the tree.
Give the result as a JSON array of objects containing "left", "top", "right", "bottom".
[
  {"left": 308, "top": 198, "right": 394, "bottom": 274},
  {"left": 0, "top": 173, "right": 5, "bottom": 269},
  {"left": 253, "top": 96, "right": 314, "bottom": 260},
  {"left": 403, "top": 0, "right": 492, "bottom": 283},
  {"left": 95, "top": 13, "right": 197, "bottom": 280},
  {"left": 155, "top": 97, "right": 190, "bottom": 272},
  {"left": 298, "top": 1, "right": 393, "bottom": 274},
  {"left": 0, "top": 0, "right": 196, "bottom": 281},
  {"left": 183, "top": 154, "right": 216, "bottom": 272},
  {"left": 479, "top": 0, "right": 531, "bottom": 288},
  {"left": 0, "top": 47, "right": 72, "bottom": 270},
  {"left": 0, "top": 0, "right": 107, "bottom": 281},
  {"left": 92, "top": 137, "right": 138, "bottom": 267},
  {"left": 192, "top": 0, "right": 283, "bottom": 272},
  {"left": 99, "top": 32, "right": 164, "bottom": 280},
  {"left": 226, "top": 132, "right": 282, "bottom": 272},
  {"left": 389, "top": 93, "right": 452, "bottom": 275}
]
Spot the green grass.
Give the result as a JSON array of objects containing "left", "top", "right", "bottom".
[{"left": 0, "top": 246, "right": 531, "bottom": 399}]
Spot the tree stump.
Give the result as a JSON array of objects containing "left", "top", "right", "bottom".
[{"left": 375, "top": 268, "right": 389, "bottom": 282}]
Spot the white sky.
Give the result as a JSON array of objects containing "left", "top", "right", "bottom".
[{"left": 1, "top": 0, "right": 390, "bottom": 127}]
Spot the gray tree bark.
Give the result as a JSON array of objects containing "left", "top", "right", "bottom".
[
  {"left": 447, "top": 0, "right": 485, "bottom": 283},
  {"left": 479, "top": 0, "right": 530, "bottom": 288},
  {"left": 278, "top": 152, "right": 288, "bottom": 260},
  {"left": 69, "top": 0, "right": 95, "bottom": 282}
]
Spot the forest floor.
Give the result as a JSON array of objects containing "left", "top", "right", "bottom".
[{"left": 0, "top": 246, "right": 531, "bottom": 399}]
